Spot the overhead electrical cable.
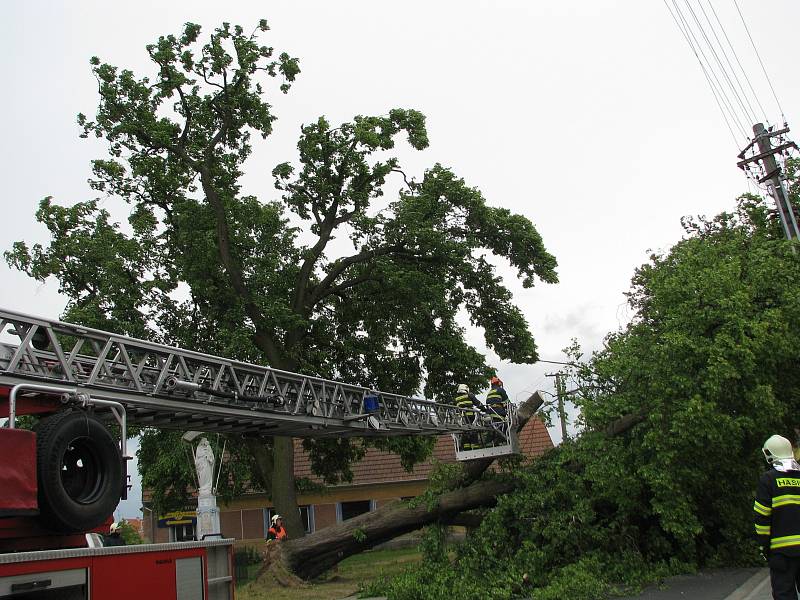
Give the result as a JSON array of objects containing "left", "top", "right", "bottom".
[
  {"left": 707, "top": 0, "right": 769, "bottom": 122},
  {"left": 697, "top": 0, "right": 757, "bottom": 124},
  {"left": 732, "top": 0, "right": 786, "bottom": 123},
  {"left": 674, "top": 0, "right": 748, "bottom": 138},
  {"left": 678, "top": 0, "right": 749, "bottom": 137},
  {"left": 662, "top": 0, "right": 741, "bottom": 146},
  {"left": 683, "top": 0, "right": 753, "bottom": 126},
  {"left": 673, "top": 0, "right": 750, "bottom": 139}
]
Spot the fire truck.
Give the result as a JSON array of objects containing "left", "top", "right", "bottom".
[{"left": 0, "top": 308, "right": 518, "bottom": 599}]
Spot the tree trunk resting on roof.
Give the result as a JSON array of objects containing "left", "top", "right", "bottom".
[{"left": 263, "top": 391, "right": 639, "bottom": 581}]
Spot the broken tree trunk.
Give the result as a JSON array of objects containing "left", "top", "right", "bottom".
[
  {"left": 267, "top": 390, "right": 545, "bottom": 580},
  {"left": 281, "top": 478, "right": 514, "bottom": 579}
]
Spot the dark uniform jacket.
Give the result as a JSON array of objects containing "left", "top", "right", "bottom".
[
  {"left": 754, "top": 464, "right": 800, "bottom": 556},
  {"left": 455, "top": 392, "right": 483, "bottom": 417},
  {"left": 103, "top": 533, "right": 125, "bottom": 547},
  {"left": 486, "top": 385, "right": 509, "bottom": 417}
]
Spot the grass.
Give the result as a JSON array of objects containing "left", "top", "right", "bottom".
[{"left": 235, "top": 546, "right": 422, "bottom": 600}]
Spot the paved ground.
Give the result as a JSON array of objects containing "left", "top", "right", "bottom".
[
  {"left": 613, "top": 568, "right": 770, "bottom": 600},
  {"left": 350, "top": 568, "right": 774, "bottom": 600}
]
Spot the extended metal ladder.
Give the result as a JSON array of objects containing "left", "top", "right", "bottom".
[{"left": 0, "top": 308, "right": 501, "bottom": 440}]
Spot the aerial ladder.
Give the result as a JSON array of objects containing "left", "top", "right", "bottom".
[{"left": 0, "top": 308, "right": 518, "bottom": 529}]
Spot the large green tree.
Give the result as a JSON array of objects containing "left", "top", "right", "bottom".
[
  {"left": 370, "top": 194, "right": 800, "bottom": 599},
  {"left": 7, "top": 21, "right": 557, "bottom": 536}
]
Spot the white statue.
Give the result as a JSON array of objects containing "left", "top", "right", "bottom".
[{"left": 194, "top": 437, "right": 215, "bottom": 496}]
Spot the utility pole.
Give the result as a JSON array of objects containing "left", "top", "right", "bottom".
[
  {"left": 546, "top": 372, "right": 569, "bottom": 442},
  {"left": 738, "top": 123, "right": 800, "bottom": 243}
]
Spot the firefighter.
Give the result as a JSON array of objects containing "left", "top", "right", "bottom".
[
  {"left": 455, "top": 383, "right": 483, "bottom": 450},
  {"left": 754, "top": 434, "right": 800, "bottom": 600},
  {"left": 266, "top": 514, "right": 287, "bottom": 541},
  {"left": 103, "top": 522, "right": 126, "bottom": 547},
  {"left": 484, "top": 376, "right": 509, "bottom": 446},
  {"left": 485, "top": 376, "right": 509, "bottom": 421}
]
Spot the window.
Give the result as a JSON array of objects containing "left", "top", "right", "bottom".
[
  {"left": 169, "top": 522, "right": 196, "bottom": 542},
  {"left": 4, "top": 569, "right": 88, "bottom": 599},
  {"left": 263, "top": 506, "right": 315, "bottom": 536},
  {"left": 336, "top": 499, "right": 374, "bottom": 522}
]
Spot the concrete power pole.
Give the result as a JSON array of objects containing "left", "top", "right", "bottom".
[
  {"left": 738, "top": 123, "right": 800, "bottom": 243},
  {"left": 550, "top": 372, "right": 569, "bottom": 443}
]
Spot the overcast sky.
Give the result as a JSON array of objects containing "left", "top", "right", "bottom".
[{"left": 2, "top": 1, "right": 797, "bottom": 518}]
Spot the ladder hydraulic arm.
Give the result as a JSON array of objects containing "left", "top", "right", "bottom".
[{"left": 0, "top": 308, "right": 497, "bottom": 439}]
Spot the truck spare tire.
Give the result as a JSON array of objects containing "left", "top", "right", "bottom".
[{"left": 35, "top": 411, "right": 122, "bottom": 532}]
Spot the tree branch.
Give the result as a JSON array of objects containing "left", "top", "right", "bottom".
[
  {"left": 306, "top": 243, "right": 406, "bottom": 310},
  {"left": 311, "top": 271, "right": 381, "bottom": 304},
  {"left": 199, "top": 163, "right": 282, "bottom": 365}
]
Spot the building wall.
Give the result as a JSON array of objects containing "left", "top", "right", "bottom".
[
  {"left": 314, "top": 502, "right": 337, "bottom": 530},
  {"left": 213, "top": 480, "right": 428, "bottom": 547}
]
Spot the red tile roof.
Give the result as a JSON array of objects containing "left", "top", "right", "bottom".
[{"left": 294, "top": 417, "right": 554, "bottom": 487}]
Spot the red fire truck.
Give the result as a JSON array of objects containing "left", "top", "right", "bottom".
[{"left": 0, "top": 308, "right": 516, "bottom": 599}]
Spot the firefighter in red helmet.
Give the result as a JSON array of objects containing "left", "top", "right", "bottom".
[{"left": 485, "top": 376, "right": 509, "bottom": 421}]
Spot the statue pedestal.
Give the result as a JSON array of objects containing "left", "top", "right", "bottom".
[{"left": 196, "top": 494, "right": 221, "bottom": 540}]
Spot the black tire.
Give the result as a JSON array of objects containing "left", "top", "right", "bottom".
[{"left": 35, "top": 411, "right": 122, "bottom": 532}]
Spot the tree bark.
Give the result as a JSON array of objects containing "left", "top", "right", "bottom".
[
  {"left": 603, "top": 413, "right": 645, "bottom": 437},
  {"left": 280, "top": 479, "right": 514, "bottom": 580},
  {"left": 271, "top": 436, "right": 304, "bottom": 538}
]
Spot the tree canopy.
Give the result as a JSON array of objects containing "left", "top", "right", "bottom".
[
  {"left": 6, "top": 20, "right": 557, "bottom": 533},
  {"left": 368, "top": 193, "right": 800, "bottom": 599}
]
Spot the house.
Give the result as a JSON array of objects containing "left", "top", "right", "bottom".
[{"left": 142, "top": 417, "right": 553, "bottom": 545}]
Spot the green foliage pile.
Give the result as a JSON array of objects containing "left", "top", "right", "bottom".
[{"left": 367, "top": 195, "right": 800, "bottom": 599}]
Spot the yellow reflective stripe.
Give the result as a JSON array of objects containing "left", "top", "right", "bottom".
[
  {"left": 772, "top": 495, "right": 800, "bottom": 508},
  {"left": 754, "top": 501, "right": 772, "bottom": 516},
  {"left": 456, "top": 395, "right": 473, "bottom": 408},
  {"left": 771, "top": 535, "right": 800, "bottom": 550},
  {"left": 755, "top": 524, "right": 771, "bottom": 535}
]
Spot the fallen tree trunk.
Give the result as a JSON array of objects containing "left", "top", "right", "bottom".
[
  {"left": 281, "top": 478, "right": 514, "bottom": 579},
  {"left": 268, "top": 390, "right": 545, "bottom": 580}
]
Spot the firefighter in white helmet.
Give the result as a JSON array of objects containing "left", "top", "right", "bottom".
[
  {"left": 754, "top": 434, "right": 800, "bottom": 599},
  {"left": 103, "top": 521, "right": 126, "bottom": 547},
  {"left": 266, "top": 514, "right": 287, "bottom": 541}
]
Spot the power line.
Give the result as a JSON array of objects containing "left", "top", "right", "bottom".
[
  {"left": 707, "top": 0, "right": 769, "bottom": 122},
  {"left": 697, "top": 0, "right": 758, "bottom": 124},
  {"left": 683, "top": 0, "right": 753, "bottom": 127},
  {"left": 678, "top": 0, "right": 750, "bottom": 137},
  {"left": 664, "top": 0, "right": 740, "bottom": 146},
  {"left": 537, "top": 359, "right": 579, "bottom": 367},
  {"left": 732, "top": 0, "right": 786, "bottom": 123},
  {"left": 663, "top": 0, "right": 746, "bottom": 144}
]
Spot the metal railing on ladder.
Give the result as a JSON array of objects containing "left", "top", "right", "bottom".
[{"left": 452, "top": 401, "right": 519, "bottom": 461}]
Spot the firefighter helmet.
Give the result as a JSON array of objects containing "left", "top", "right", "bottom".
[
  {"left": 271, "top": 514, "right": 283, "bottom": 524},
  {"left": 110, "top": 522, "right": 122, "bottom": 533},
  {"left": 763, "top": 435, "right": 794, "bottom": 464},
  {"left": 457, "top": 384, "right": 469, "bottom": 394}
]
